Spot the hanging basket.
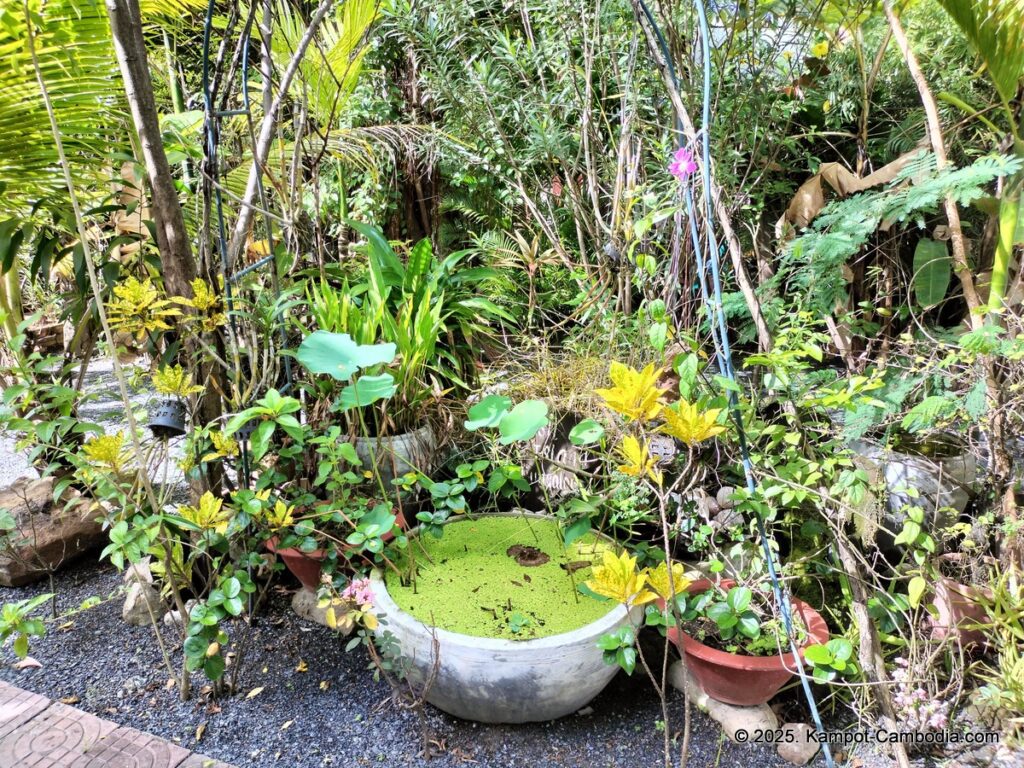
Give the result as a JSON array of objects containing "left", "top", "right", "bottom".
[{"left": 149, "top": 399, "right": 187, "bottom": 439}]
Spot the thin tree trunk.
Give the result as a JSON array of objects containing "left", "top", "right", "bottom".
[
  {"left": 227, "top": 0, "right": 336, "bottom": 268},
  {"left": 105, "top": 0, "right": 196, "bottom": 301}
]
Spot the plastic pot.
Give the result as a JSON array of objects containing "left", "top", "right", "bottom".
[
  {"left": 666, "top": 579, "right": 830, "bottom": 706},
  {"left": 149, "top": 399, "right": 187, "bottom": 439}
]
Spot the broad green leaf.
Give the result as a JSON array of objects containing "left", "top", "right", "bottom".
[
  {"left": 296, "top": 331, "right": 395, "bottom": 382},
  {"left": 568, "top": 419, "right": 604, "bottom": 446},
  {"left": 912, "top": 238, "right": 950, "bottom": 309},
  {"left": 497, "top": 400, "right": 549, "bottom": 444},
  {"left": 464, "top": 394, "right": 512, "bottom": 431},
  {"left": 337, "top": 374, "right": 397, "bottom": 410},
  {"left": 563, "top": 517, "right": 592, "bottom": 547},
  {"left": 908, "top": 575, "right": 927, "bottom": 609}
]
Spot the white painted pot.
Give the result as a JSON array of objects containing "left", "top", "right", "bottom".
[
  {"left": 367, "top": 513, "right": 635, "bottom": 723},
  {"left": 849, "top": 437, "right": 976, "bottom": 549},
  {"left": 353, "top": 424, "right": 436, "bottom": 486}
]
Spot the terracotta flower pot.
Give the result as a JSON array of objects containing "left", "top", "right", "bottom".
[
  {"left": 929, "top": 554, "right": 994, "bottom": 649},
  {"left": 665, "top": 579, "right": 830, "bottom": 706},
  {"left": 266, "top": 510, "right": 407, "bottom": 591}
]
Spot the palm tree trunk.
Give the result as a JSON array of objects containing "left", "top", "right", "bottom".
[{"left": 105, "top": 0, "right": 196, "bottom": 300}]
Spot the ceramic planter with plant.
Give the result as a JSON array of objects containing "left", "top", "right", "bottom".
[
  {"left": 225, "top": 338, "right": 409, "bottom": 589},
  {"left": 658, "top": 579, "right": 830, "bottom": 706},
  {"left": 301, "top": 221, "right": 512, "bottom": 484}
]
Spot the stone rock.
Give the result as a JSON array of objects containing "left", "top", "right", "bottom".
[
  {"left": 667, "top": 660, "right": 778, "bottom": 742},
  {"left": 711, "top": 506, "right": 744, "bottom": 531},
  {"left": 122, "top": 558, "right": 153, "bottom": 586},
  {"left": 163, "top": 610, "right": 184, "bottom": 630},
  {"left": 122, "top": 581, "right": 165, "bottom": 626},
  {"left": 716, "top": 486, "right": 738, "bottom": 509},
  {"left": 776, "top": 722, "right": 820, "bottom": 765},
  {"left": 291, "top": 588, "right": 353, "bottom": 635},
  {"left": 0, "top": 476, "right": 107, "bottom": 587}
]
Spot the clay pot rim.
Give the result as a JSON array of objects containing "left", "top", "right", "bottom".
[
  {"left": 265, "top": 509, "right": 408, "bottom": 561},
  {"left": 666, "top": 578, "right": 830, "bottom": 672}
]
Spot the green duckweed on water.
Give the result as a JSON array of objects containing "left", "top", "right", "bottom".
[{"left": 384, "top": 514, "right": 615, "bottom": 640}]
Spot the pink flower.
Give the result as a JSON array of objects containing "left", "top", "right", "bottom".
[
  {"left": 342, "top": 577, "right": 373, "bottom": 607},
  {"left": 669, "top": 146, "right": 698, "bottom": 180}
]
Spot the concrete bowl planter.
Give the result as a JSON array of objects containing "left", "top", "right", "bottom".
[
  {"left": 666, "top": 579, "right": 829, "bottom": 706},
  {"left": 367, "top": 513, "right": 636, "bottom": 723}
]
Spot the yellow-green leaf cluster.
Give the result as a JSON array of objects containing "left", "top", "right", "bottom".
[
  {"left": 179, "top": 491, "right": 230, "bottom": 534},
  {"left": 82, "top": 431, "right": 129, "bottom": 473},
  {"left": 616, "top": 436, "right": 663, "bottom": 485},
  {"left": 107, "top": 277, "right": 182, "bottom": 339},
  {"left": 153, "top": 364, "right": 204, "bottom": 399},
  {"left": 585, "top": 550, "right": 657, "bottom": 605},
  {"left": 594, "top": 362, "right": 666, "bottom": 421},
  {"left": 659, "top": 401, "right": 725, "bottom": 446}
]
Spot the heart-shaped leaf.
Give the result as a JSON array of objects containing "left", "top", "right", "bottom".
[
  {"left": 297, "top": 331, "right": 396, "bottom": 382},
  {"left": 464, "top": 394, "right": 511, "bottom": 431},
  {"left": 498, "top": 400, "right": 549, "bottom": 444}
]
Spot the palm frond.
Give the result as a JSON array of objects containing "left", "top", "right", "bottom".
[{"left": 936, "top": 0, "right": 1024, "bottom": 105}]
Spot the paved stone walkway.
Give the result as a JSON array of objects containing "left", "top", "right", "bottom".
[{"left": 0, "top": 681, "right": 233, "bottom": 768}]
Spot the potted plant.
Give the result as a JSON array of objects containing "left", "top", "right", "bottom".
[
  {"left": 225, "top": 339, "right": 409, "bottom": 589},
  {"left": 300, "top": 221, "right": 512, "bottom": 484},
  {"left": 661, "top": 578, "right": 830, "bottom": 706}
]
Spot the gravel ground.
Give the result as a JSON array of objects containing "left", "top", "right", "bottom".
[{"left": 0, "top": 558, "right": 802, "bottom": 768}]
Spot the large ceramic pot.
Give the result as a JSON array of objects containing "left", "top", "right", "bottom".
[
  {"left": 267, "top": 510, "right": 407, "bottom": 591},
  {"left": 848, "top": 435, "right": 976, "bottom": 552},
  {"left": 367, "top": 512, "right": 636, "bottom": 723},
  {"left": 353, "top": 425, "right": 436, "bottom": 488},
  {"left": 666, "top": 579, "right": 830, "bottom": 706}
]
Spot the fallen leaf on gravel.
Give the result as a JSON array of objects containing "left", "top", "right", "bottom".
[
  {"left": 280, "top": 720, "right": 294, "bottom": 731},
  {"left": 195, "top": 723, "right": 206, "bottom": 743},
  {"left": 319, "top": 680, "right": 330, "bottom": 691},
  {"left": 295, "top": 660, "right": 308, "bottom": 673},
  {"left": 206, "top": 703, "right": 222, "bottom": 715},
  {"left": 59, "top": 696, "right": 80, "bottom": 705},
  {"left": 165, "top": 679, "right": 176, "bottom": 690},
  {"left": 58, "top": 621, "right": 74, "bottom": 631},
  {"left": 261, "top": 666, "right": 268, "bottom": 674},
  {"left": 246, "top": 686, "right": 265, "bottom": 699},
  {"left": 13, "top": 657, "right": 42, "bottom": 669}
]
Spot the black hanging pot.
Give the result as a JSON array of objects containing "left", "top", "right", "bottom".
[{"left": 149, "top": 399, "right": 187, "bottom": 439}]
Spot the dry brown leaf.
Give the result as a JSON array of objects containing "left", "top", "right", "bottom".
[
  {"left": 59, "top": 695, "right": 80, "bottom": 705},
  {"left": 13, "top": 657, "right": 42, "bottom": 670},
  {"left": 280, "top": 720, "right": 294, "bottom": 730},
  {"left": 776, "top": 150, "right": 920, "bottom": 239},
  {"left": 195, "top": 723, "right": 206, "bottom": 743},
  {"left": 294, "top": 660, "right": 308, "bottom": 673},
  {"left": 58, "top": 621, "right": 74, "bottom": 631},
  {"left": 319, "top": 680, "right": 330, "bottom": 692},
  {"left": 246, "top": 686, "right": 265, "bottom": 699}
]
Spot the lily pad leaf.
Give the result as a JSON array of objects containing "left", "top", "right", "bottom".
[
  {"left": 464, "top": 394, "right": 511, "bottom": 431},
  {"left": 498, "top": 400, "right": 549, "bottom": 444},
  {"left": 568, "top": 418, "right": 604, "bottom": 446},
  {"left": 338, "top": 374, "right": 397, "bottom": 410},
  {"left": 297, "top": 331, "right": 396, "bottom": 382}
]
